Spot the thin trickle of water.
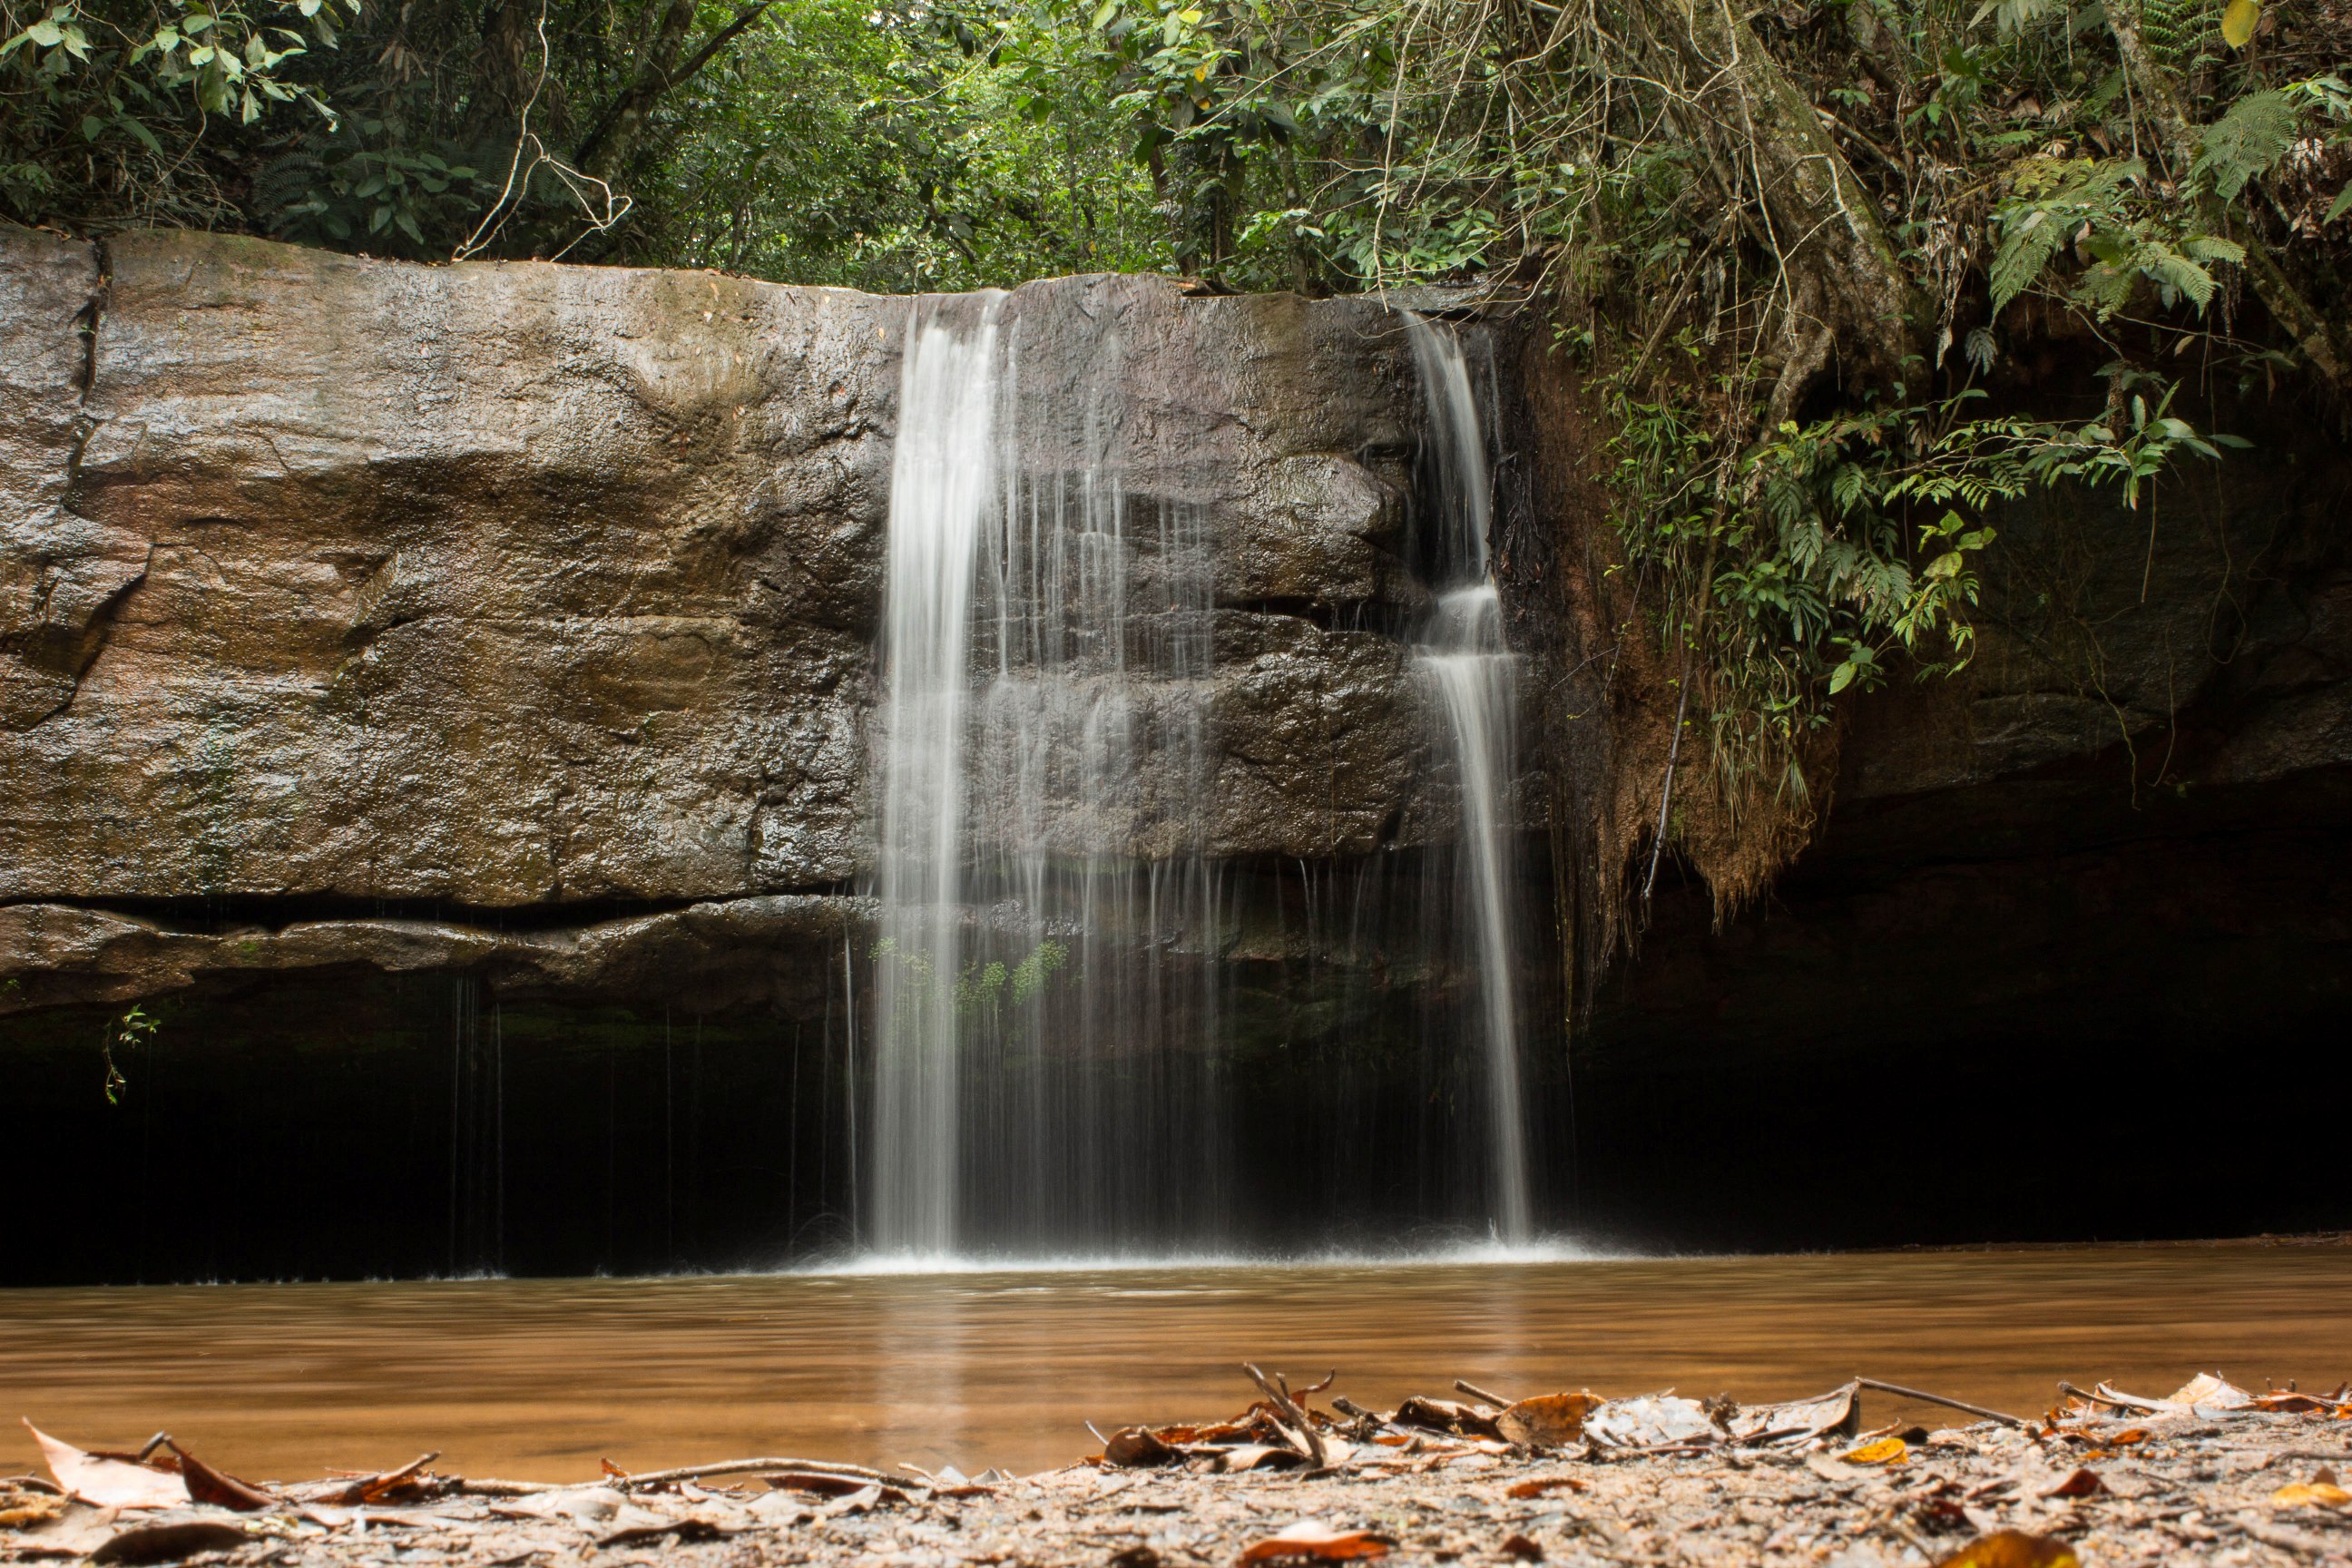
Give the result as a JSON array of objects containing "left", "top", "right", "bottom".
[{"left": 1406, "top": 313, "right": 1533, "bottom": 1243}]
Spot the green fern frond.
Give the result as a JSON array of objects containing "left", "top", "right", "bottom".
[{"left": 2194, "top": 90, "right": 2305, "bottom": 201}]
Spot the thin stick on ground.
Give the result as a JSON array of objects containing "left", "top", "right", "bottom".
[
  {"left": 1856, "top": 1377, "right": 2029, "bottom": 1429},
  {"left": 1455, "top": 1379, "right": 1515, "bottom": 1407},
  {"left": 2058, "top": 1381, "right": 2146, "bottom": 1412},
  {"left": 613, "top": 1456, "right": 904, "bottom": 1490}
]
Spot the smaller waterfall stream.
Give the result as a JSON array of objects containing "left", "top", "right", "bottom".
[{"left": 1406, "top": 314, "right": 1532, "bottom": 1244}]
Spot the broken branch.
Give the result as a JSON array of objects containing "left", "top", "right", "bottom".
[
  {"left": 1243, "top": 1363, "right": 1329, "bottom": 1469},
  {"left": 1855, "top": 1378, "right": 2029, "bottom": 1429}
]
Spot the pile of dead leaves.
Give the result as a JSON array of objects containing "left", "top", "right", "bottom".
[{"left": 1096, "top": 1368, "right": 1871, "bottom": 1476}]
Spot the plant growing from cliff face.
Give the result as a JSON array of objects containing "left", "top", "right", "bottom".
[
  {"left": 1602, "top": 351, "right": 2241, "bottom": 835},
  {"left": 101, "top": 1003, "right": 159, "bottom": 1104}
]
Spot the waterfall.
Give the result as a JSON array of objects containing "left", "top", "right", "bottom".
[
  {"left": 870, "top": 299, "right": 1004, "bottom": 1258},
  {"left": 1406, "top": 313, "right": 1533, "bottom": 1245},
  {"left": 867, "top": 302, "right": 1223, "bottom": 1260}
]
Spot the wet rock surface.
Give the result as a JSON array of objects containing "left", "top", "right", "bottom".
[{"left": 0, "top": 229, "right": 1445, "bottom": 1010}]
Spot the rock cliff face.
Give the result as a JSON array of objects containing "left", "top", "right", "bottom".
[
  {"left": 6, "top": 227, "right": 2350, "bottom": 1276},
  {"left": 0, "top": 227, "right": 1454, "bottom": 1013}
]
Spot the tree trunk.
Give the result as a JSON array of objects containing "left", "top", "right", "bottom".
[
  {"left": 462, "top": 0, "right": 546, "bottom": 152},
  {"left": 1634, "top": 0, "right": 1925, "bottom": 422},
  {"left": 2103, "top": 0, "right": 2351, "bottom": 394}
]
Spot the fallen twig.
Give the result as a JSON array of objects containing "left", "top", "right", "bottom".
[
  {"left": 2058, "top": 1382, "right": 2144, "bottom": 1412},
  {"left": 1243, "top": 1364, "right": 1328, "bottom": 1469},
  {"left": 1855, "top": 1378, "right": 2029, "bottom": 1430},
  {"left": 1456, "top": 1380, "right": 1514, "bottom": 1408},
  {"left": 613, "top": 1456, "right": 904, "bottom": 1491},
  {"left": 2092, "top": 1382, "right": 2203, "bottom": 1414}
]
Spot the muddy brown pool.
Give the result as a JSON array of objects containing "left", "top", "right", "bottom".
[{"left": 5, "top": 1241, "right": 2347, "bottom": 1483}]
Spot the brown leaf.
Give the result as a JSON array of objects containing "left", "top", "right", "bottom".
[
  {"left": 596, "top": 1518, "right": 730, "bottom": 1548},
  {"left": 1931, "top": 1530, "right": 2081, "bottom": 1568},
  {"left": 1106, "top": 1427, "right": 1178, "bottom": 1467},
  {"left": 1215, "top": 1444, "right": 1305, "bottom": 1474},
  {"left": 2104, "top": 1427, "right": 2150, "bottom": 1446},
  {"left": 2271, "top": 1481, "right": 2352, "bottom": 1508},
  {"left": 1722, "top": 1382, "right": 1862, "bottom": 1446},
  {"left": 2039, "top": 1468, "right": 2104, "bottom": 1499},
  {"left": 765, "top": 1474, "right": 908, "bottom": 1504},
  {"left": 1499, "top": 1533, "right": 1544, "bottom": 1561},
  {"left": 1496, "top": 1394, "right": 1602, "bottom": 1448},
  {"left": 23, "top": 1424, "right": 188, "bottom": 1511},
  {"left": 86, "top": 1520, "right": 251, "bottom": 1564},
  {"left": 1236, "top": 1521, "right": 1394, "bottom": 1563},
  {"left": 1503, "top": 1476, "right": 1587, "bottom": 1501},
  {"left": 1392, "top": 1396, "right": 1496, "bottom": 1437},
  {"left": 343, "top": 1453, "right": 441, "bottom": 1506},
  {"left": 167, "top": 1446, "right": 276, "bottom": 1513}
]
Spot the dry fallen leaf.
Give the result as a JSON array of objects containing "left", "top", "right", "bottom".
[
  {"left": 1839, "top": 1437, "right": 1909, "bottom": 1466},
  {"left": 1391, "top": 1397, "right": 1498, "bottom": 1439},
  {"left": 169, "top": 1446, "right": 276, "bottom": 1513},
  {"left": 1495, "top": 1393, "right": 1602, "bottom": 1448},
  {"left": 1931, "top": 1529, "right": 2081, "bottom": 1568},
  {"left": 22, "top": 1424, "right": 188, "bottom": 1512},
  {"left": 596, "top": 1518, "right": 730, "bottom": 1548},
  {"left": 1216, "top": 1445, "right": 1304, "bottom": 1474},
  {"left": 1503, "top": 1475, "right": 1587, "bottom": 1501},
  {"left": 1104, "top": 1427, "right": 1178, "bottom": 1467},
  {"left": 1582, "top": 1395, "right": 1716, "bottom": 1451},
  {"left": 1499, "top": 1533, "right": 1544, "bottom": 1561},
  {"left": 2039, "top": 1468, "right": 2104, "bottom": 1499},
  {"left": 86, "top": 1519, "right": 250, "bottom": 1565},
  {"left": 1721, "top": 1382, "right": 1861, "bottom": 1446},
  {"left": 1236, "top": 1520, "right": 1395, "bottom": 1563},
  {"left": 2271, "top": 1482, "right": 2352, "bottom": 1508},
  {"left": 2165, "top": 1373, "right": 2255, "bottom": 1411}
]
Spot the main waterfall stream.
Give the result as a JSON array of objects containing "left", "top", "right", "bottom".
[
  {"left": 868, "top": 299, "right": 1227, "bottom": 1262},
  {"left": 866, "top": 299, "right": 1532, "bottom": 1264}
]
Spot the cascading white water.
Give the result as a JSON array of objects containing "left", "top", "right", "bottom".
[
  {"left": 1406, "top": 313, "right": 1534, "bottom": 1244},
  {"left": 870, "top": 299, "right": 1004, "bottom": 1258},
  {"left": 867, "top": 303, "right": 1223, "bottom": 1260}
]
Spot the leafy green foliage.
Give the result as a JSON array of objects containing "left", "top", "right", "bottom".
[
  {"left": 2194, "top": 88, "right": 2303, "bottom": 199},
  {"left": 101, "top": 1003, "right": 159, "bottom": 1104}
]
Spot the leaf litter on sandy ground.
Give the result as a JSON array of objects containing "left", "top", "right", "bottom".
[{"left": 5, "top": 1369, "right": 2349, "bottom": 1565}]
